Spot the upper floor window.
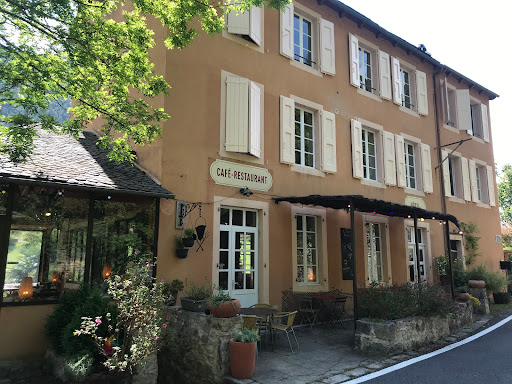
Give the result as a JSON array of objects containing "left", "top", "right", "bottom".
[
  {"left": 359, "top": 47, "right": 372, "bottom": 92},
  {"left": 295, "top": 107, "right": 315, "bottom": 167},
  {"left": 475, "top": 165, "right": 482, "bottom": 202},
  {"left": 448, "top": 156, "right": 458, "bottom": 197},
  {"left": 400, "top": 68, "right": 412, "bottom": 109},
  {"left": 404, "top": 141, "right": 416, "bottom": 189},
  {"left": 294, "top": 14, "right": 313, "bottom": 67},
  {"left": 362, "top": 128, "right": 377, "bottom": 181},
  {"left": 225, "top": 5, "right": 262, "bottom": 47},
  {"left": 391, "top": 58, "right": 428, "bottom": 115}
]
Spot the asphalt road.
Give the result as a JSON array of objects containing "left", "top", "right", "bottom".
[{"left": 362, "top": 313, "right": 512, "bottom": 384}]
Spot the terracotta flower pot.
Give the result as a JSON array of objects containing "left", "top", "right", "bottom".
[
  {"left": 230, "top": 339, "right": 256, "bottom": 379},
  {"left": 210, "top": 299, "right": 241, "bottom": 318},
  {"left": 456, "top": 292, "right": 470, "bottom": 302},
  {"left": 468, "top": 280, "right": 486, "bottom": 289}
]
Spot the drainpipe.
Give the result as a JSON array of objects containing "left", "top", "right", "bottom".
[{"left": 433, "top": 66, "right": 456, "bottom": 299}]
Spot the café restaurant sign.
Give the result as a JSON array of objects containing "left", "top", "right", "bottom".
[
  {"left": 405, "top": 196, "right": 426, "bottom": 210},
  {"left": 210, "top": 159, "right": 273, "bottom": 192}
]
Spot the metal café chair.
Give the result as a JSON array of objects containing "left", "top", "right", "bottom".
[
  {"left": 298, "top": 297, "right": 319, "bottom": 331},
  {"left": 331, "top": 297, "right": 347, "bottom": 328},
  {"left": 271, "top": 311, "right": 299, "bottom": 353}
]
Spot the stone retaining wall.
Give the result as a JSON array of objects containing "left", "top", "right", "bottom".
[
  {"left": 355, "top": 303, "right": 472, "bottom": 355},
  {"left": 469, "top": 287, "right": 490, "bottom": 314},
  {"left": 158, "top": 309, "right": 242, "bottom": 384}
]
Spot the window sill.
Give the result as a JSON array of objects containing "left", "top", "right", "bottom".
[
  {"left": 357, "top": 88, "right": 382, "bottom": 103},
  {"left": 291, "top": 165, "right": 325, "bottom": 177},
  {"left": 399, "top": 106, "right": 420, "bottom": 118},
  {"left": 404, "top": 188, "right": 425, "bottom": 197},
  {"left": 221, "top": 30, "right": 265, "bottom": 53},
  {"left": 448, "top": 196, "right": 465, "bottom": 204},
  {"left": 443, "top": 124, "right": 460, "bottom": 134},
  {"left": 469, "top": 136, "right": 486, "bottom": 144},
  {"left": 476, "top": 202, "right": 491, "bottom": 209},
  {"left": 361, "top": 179, "right": 386, "bottom": 189},
  {"left": 1, "top": 299, "right": 59, "bottom": 307},
  {"left": 289, "top": 59, "right": 323, "bottom": 78}
]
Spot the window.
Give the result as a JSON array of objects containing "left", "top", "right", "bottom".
[
  {"left": 359, "top": 47, "right": 372, "bottom": 92},
  {"left": 366, "top": 223, "right": 383, "bottom": 282},
  {"left": 448, "top": 157, "right": 457, "bottom": 197},
  {"left": 470, "top": 103, "right": 483, "bottom": 139},
  {"left": 407, "top": 227, "right": 426, "bottom": 282},
  {"left": 475, "top": 166, "right": 482, "bottom": 202},
  {"left": 225, "top": 5, "right": 262, "bottom": 47},
  {"left": 400, "top": 68, "right": 412, "bottom": 109},
  {"left": 443, "top": 153, "right": 463, "bottom": 199},
  {"left": 362, "top": 128, "right": 377, "bottom": 181},
  {"left": 469, "top": 160, "right": 495, "bottom": 206},
  {"left": 296, "top": 215, "right": 318, "bottom": 284},
  {"left": 404, "top": 141, "right": 416, "bottom": 189},
  {"left": 294, "top": 107, "right": 315, "bottom": 167},
  {"left": 449, "top": 239, "right": 462, "bottom": 262},
  {"left": 445, "top": 86, "right": 458, "bottom": 127},
  {"left": 294, "top": 14, "right": 313, "bottom": 67}
]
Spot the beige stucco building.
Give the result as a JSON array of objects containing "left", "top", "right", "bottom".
[{"left": 0, "top": 0, "right": 502, "bottom": 359}]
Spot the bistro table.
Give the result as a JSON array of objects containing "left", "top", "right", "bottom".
[
  {"left": 239, "top": 307, "right": 279, "bottom": 350},
  {"left": 309, "top": 295, "right": 347, "bottom": 323}
]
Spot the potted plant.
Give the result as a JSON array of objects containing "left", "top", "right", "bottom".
[
  {"left": 209, "top": 291, "right": 241, "bottom": 318},
  {"left": 182, "top": 228, "right": 196, "bottom": 248},
  {"left": 175, "top": 237, "right": 188, "bottom": 259},
  {"left": 163, "top": 279, "right": 184, "bottom": 305},
  {"left": 485, "top": 270, "right": 509, "bottom": 304},
  {"left": 455, "top": 286, "right": 470, "bottom": 302},
  {"left": 435, "top": 255, "right": 451, "bottom": 286},
  {"left": 230, "top": 329, "right": 259, "bottom": 379},
  {"left": 180, "top": 282, "right": 212, "bottom": 312}
]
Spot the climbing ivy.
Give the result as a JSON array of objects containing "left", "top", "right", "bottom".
[{"left": 461, "top": 222, "right": 481, "bottom": 266}]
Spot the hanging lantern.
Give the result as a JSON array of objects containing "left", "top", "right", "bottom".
[
  {"left": 18, "top": 277, "right": 34, "bottom": 299},
  {"left": 51, "top": 271, "right": 60, "bottom": 283},
  {"left": 102, "top": 263, "right": 112, "bottom": 279}
]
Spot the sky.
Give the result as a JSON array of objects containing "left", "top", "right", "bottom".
[{"left": 340, "top": 0, "right": 512, "bottom": 172}]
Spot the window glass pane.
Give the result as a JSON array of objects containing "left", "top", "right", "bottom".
[
  {"left": 296, "top": 215, "right": 303, "bottom": 231},
  {"left": 307, "top": 249, "right": 316, "bottom": 265},
  {"left": 305, "top": 154, "right": 314, "bottom": 167},
  {"left": 297, "top": 266, "right": 304, "bottom": 282},
  {"left": 234, "top": 271, "right": 244, "bottom": 289},
  {"left": 0, "top": 185, "right": 7, "bottom": 214},
  {"left": 220, "top": 231, "right": 229, "bottom": 249},
  {"left": 306, "top": 233, "right": 316, "bottom": 248},
  {"left": 232, "top": 210, "right": 243, "bottom": 226},
  {"left": 304, "top": 111, "right": 313, "bottom": 126},
  {"left": 5, "top": 230, "right": 43, "bottom": 287},
  {"left": 306, "top": 216, "right": 315, "bottom": 232},
  {"left": 220, "top": 208, "right": 230, "bottom": 225},
  {"left": 245, "top": 271, "right": 255, "bottom": 289},
  {"left": 295, "top": 137, "right": 301, "bottom": 151},
  {"left": 235, "top": 251, "right": 243, "bottom": 269},
  {"left": 297, "top": 249, "right": 303, "bottom": 265},
  {"left": 235, "top": 232, "right": 243, "bottom": 250},
  {"left": 219, "top": 272, "right": 228, "bottom": 290},
  {"left": 295, "top": 151, "right": 301, "bottom": 164},
  {"left": 304, "top": 126, "right": 313, "bottom": 139},
  {"left": 297, "top": 231, "right": 303, "bottom": 248},
  {"left": 307, "top": 266, "right": 317, "bottom": 282},
  {"left": 219, "top": 251, "right": 228, "bottom": 270},
  {"left": 245, "top": 211, "right": 256, "bottom": 227}
]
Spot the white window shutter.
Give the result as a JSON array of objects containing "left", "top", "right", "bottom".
[
  {"left": 321, "top": 110, "right": 337, "bottom": 173},
  {"left": 280, "top": 95, "right": 295, "bottom": 164},
  {"left": 351, "top": 119, "right": 363, "bottom": 179},
  {"left": 487, "top": 165, "right": 496, "bottom": 206},
  {"left": 248, "top": 81, "right": 261, "bottom": 158},
  {"left": 441, "top": 150, "right": 451, "bottom": 197},
  {"left": 391, "top": 57, "right": 402, "bottom": 105},
  {"left": 481, "top": 104, "right": 490, "bottom": 142},
  {"left": 249, "top": 7, "right": 262, "bottom": 46},
  {"left": 348, "top": 33, "right": 359, "bottom": 87},
  {"left": 378, "top": 51, "right": 392, "bottom": 100},
  {"left": 280, "top": 2, "right": 294, "bottom": 59},
  {"left": 469, "top": 159, "right": 478, "bottom": 202},
  {"left": 225, "top": 77, "right": 249, "bottom": 153},
  {"left": 456, "top": 89, "right": 472, "bottom": 134},
  {"left": 421, "top": 143, "right": 433, "bottom": 193},
  {"left": 441, "top": 78, "right": 449, "bottom": 123},
  {"left": 461, "top": 157, "right": 471, "bottom": 201},
  {"left": 319, "top": 19, "right": 335, "bottom": 76},
  {"left": 227, "top": 3, "right": 250, "bottom": 36},
  {"left": 395, "top": 134, "right": 406, "bottom": 187},
  {"left": 416, "top": 70, "right": 428, "bottom": 116},
  {"left": 383, "top": 131, "right": 396, "bottom": 186}
]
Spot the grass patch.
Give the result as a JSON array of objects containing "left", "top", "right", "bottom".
[{"left": 489, "top": 301, "right": 512, "bottom": 317}]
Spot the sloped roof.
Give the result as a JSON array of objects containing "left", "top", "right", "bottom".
[{"left": 0, "top": 129, "right": 173, "bottom": 198}]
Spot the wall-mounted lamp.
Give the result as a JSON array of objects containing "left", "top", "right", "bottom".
[
  {"left": 240, "top": 187, "right": 253, "bottom": 197},
  {"left": 102, "top": 263, "right": 112, "bottom": 279}
]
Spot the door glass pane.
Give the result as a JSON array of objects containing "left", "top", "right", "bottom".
[
  {"left": 297, "top": 231, "right": 303, "bottom": 248},
  {"left": 297, "top": 249, "right": 304, "bottom": 265},
  {"left": 246, "top": 211, "right": 256, "bottom": 227},
  {"left": 235, "top": 251, "right": 243, "bottom": 269},
  {"left": 235, "top": 232, "right": 243, "bottom": 249},
  {"left": 234, "top": 271, "right": 244, "bottom": 289},
  {"left": 245, "top": 271, "right": 254, "bottom": 289},
  {"left": 248, "top": 233, "right": 255, "bottom": 250},
  {"left": 409, "top": 265, "right": 415, "bottom": 282},
  {"left": 220, "top": 231, "right": 229, "bottom": 249},
  {"left": 306, "top": 233, "right": 316, "bottom": 248},
  {"left": 219, "top": 251, "right": 228, "bottom": 270},
  {"left": 232, "top": 210, "right": 243, "bottom": 226},
  {"left": 297, "top": 266, "right": 304, "bottom": 282},
  {"left": 220, "top": 208, "right": 230, "bottom": 225},
  {"left": 219, "top": 272, "right": 228, "bottom": 290}
]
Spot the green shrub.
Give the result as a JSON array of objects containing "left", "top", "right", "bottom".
[
  {"left": 452, "top": 259, "right": 466, "bottom": 288},
  {"left": 435, "top": 255, "right": 449, "bottom": 276},
  {"left": 234, "top": 329, "right": 260, "bottom": 343},
  {"left": 358, "top": 282, "right": 456, "bottom": 321},
  {"left": 464, "top": 264, "right": 488, "bottom": 282},
  {"left": 183, "top": 281, "right": 212, "bottom": 300},
  {"left": 485, "top": 271, "right": 508, "bottom": 293}
]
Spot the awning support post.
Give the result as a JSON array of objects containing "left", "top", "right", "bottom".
[
  {"left": 413, "top": 214, "right": 421, "bottom": 283},
  {"left": 445, "top": 222, "right": 456, "bottom": 299},
  {"left": 350, "top": 200, "right": 358, "bottom": 334}
]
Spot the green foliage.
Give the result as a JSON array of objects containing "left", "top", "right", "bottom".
[
  {"left": 55, "top": 355, "right": 94, "bottom": 382},
  {"left": 183, "top": 228, "right": 195, "bottom": 239},
  {"left": 358, "top": 282, "right": 456, "bottom": 321},
  {"left": 452, "top": 259, "right": 466, "bottom": 288},
  {"left": 0, "top": 0, "right": 290, "bottom": 163},
  {"left": 183, "top": 281, "right": 213, "bottom": 300},
  {"left": 210, "top": 291, "right": 232, "bottom": 307},
  {"left": 45, "top": 284, "right": 117, "bottom": 360},
  {"left": 175, "top": 237, "right": 184, "bottom": 250},
  {"left": 435, "top": 255, "right": 449, "bottom": 276},
  {"left": 234, "top": 329, "right": 260, "bottom": 343},
  {"left": 461, "top": 222, "right": 481, "bottom": 266},
  {"left": 499, "top": 164, "right": 512, "bottom": 224},
  {"left": 465, "top": 264, "right": 508, "bottom": 293}
]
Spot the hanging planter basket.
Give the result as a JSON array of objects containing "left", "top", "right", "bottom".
[
  {"left": 176, "top": 249, "right": 189, "bottom": 259},
  {"left": 182, "top": 237, "right": 195, "bottom": 248},
  {"left": 195, "top": 216, "right": 207, "bottom": 241}
]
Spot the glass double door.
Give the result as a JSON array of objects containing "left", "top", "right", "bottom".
[
  {"left": 219, "top": 208, "right": 258, "bottom": 308},
  {"left": 407, "top": 227, "right": 426, "bottom": 282}
]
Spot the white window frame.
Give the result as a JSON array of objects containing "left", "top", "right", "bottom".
[
  {"left": 355, "top": 118, "right": 386, "bottom": 188},
  {"left": 295, "top": 214, "right": 318, "bottom": 284},
  {"left": 291, "top": 205, "right": 328, "bottom": 291},
  {"left": 366, "top": 222, "right": 383, "bottom": 283},
  {"left": 404, "top": 141, "right": 417, "bottom": 190},
  {"left": 404, "top": 220, "right": 431, "bottom": 283},
  {"left": 400, "top": 67, "right": 412, "bottom": 110},
  {"left": 294, "top": 106, "right": 315, "bottom": 168},
  {"left": 363, "top": 215, "right": 392, "bottom": 285},
  {"left": 470, "top": 99, "right": 485, "bottom": 141},
  {"left": 223, "top": 3, "right": 265, "bottom": 52},
  {"left": 359, "top": 46, "right": 373, "bottom": 93},
  {"left": 445, "top": 151, "right": 464, "bottom": 200},
  {"left": 294, "top": 13, "right": 314, "bottom": 67},
  {"left": 362, "top": 127, "right": 378, "bottom": 181}
]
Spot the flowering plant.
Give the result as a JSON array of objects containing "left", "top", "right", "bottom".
[
  {"left": 74, "top": 255, "right": 180, "bottom": 372},
  {"left": 435, "top": 255, "right": 449, "bottom": 276}
]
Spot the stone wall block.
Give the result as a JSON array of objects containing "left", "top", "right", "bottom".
[{"left": 469, "top": 287, "right": 490, "bottom": 314}]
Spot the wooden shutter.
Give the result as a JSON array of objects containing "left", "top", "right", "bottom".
[
  {"left": 378, "top": 51, "right": 392, "bottom": 100},
  {"left": 227, "top": 1, "right": 250, "bottom": 36},
  {"left": 349, "top": 34, "right": 359, "bottom": 87},
  {"left": 395, "top": 134, "right": 406, "bottom": 187},
  {"left": 481, "top": 104, "right": 490, "bottom": 142},
  {"left": 321, "top": 110, "right": 337, "bottom": 173},
  {"left": 248, "top": 81, "right": 261, "bottom": 158},
  {"left": 441, "top": 78, "right": 449, "bottom": 123},
  {"left": 280, "top": 95, "right": 295, "bottom": 164},
  {"left": 416, "top": 70, "right": 428, "bottom": 116},
  {"left": 225, "top": 77, "right": 249, "bottom": 153},
  {"left": 487, "top": 165, "right": 496, "bottom": 206},
  {"left": 280, "top": 2, "right": 294, "bottom": 59},
  {"left": 319, "top": 19, "right": 335, "bottom": 76},
  {"left": 461, "top": 157, "right": 471, "bottom": 201},
  {"left": 249, "top": 7, "right": 262, "bottom": 46},
  {"left": 383, "top": 131, "right": 396, "bottom": 186},
  {"left": 469, "top": 159, "right": 478, "bottom": 202},
  {"left": 441, "top": 150, "right": 451, "bottom": 197},
  {"left": 391, "top": 57, "right": 401, "bottom": 105},
  {"left": 456, "top": 89, "right": 471, "bottom": 134},
  {"left": 421, "top": 143, "right": 433, "bottom": 193},
  {"left": 351, "top": 119, "right": 363, "bottom": 179}
]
